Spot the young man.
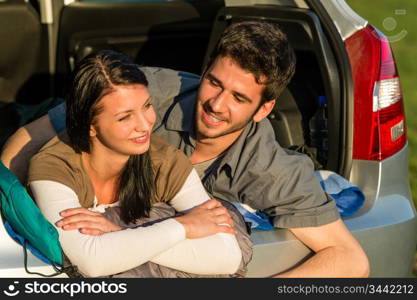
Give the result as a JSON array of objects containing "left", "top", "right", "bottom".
[{"left": 1, "top": 21, "right": 369, "bottom": 277}]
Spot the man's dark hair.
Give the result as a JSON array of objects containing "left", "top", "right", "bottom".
[
  {"left": 207, "top": 21, "right": 296, "bottom": 104},
  {"left": 66, "top": 50, "right": 154, "bottom": 224}
]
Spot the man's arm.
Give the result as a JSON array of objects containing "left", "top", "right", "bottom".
[
  {"left": 229, "top": 124, "right": 368, "bottom": 277},
  {"left": 0, "top": 114, "right": 56, "bottom": 183},
  {"left": 274, "top": 219, "right": 370, "bottom": 278}
]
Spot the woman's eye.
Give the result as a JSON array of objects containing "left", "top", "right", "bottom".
[
  {"left": 118, "top": 115, "right": 130, "bottom": 122},
  {"left": 144, "top": 102, "right": 153, "bottom": 109}
]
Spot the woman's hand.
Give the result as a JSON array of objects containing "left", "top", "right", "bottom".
[
  {"left": 56, "top": 207, "right": 122, "bottom": 235},
  {"left": 174, "top": 199, "right": 236, "bottom": 239}
]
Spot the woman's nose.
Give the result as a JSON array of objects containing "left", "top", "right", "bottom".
[{"left": 134, "top": 113, "right": 152, "bottom": 132}]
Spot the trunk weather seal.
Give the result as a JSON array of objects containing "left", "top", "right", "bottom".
[{"left": 306, "top": 0, "right": 354, "bottom": 178}]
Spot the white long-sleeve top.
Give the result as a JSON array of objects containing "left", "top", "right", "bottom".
[{"left": 29, "top": 169, "right": 241, "bottom": 277}]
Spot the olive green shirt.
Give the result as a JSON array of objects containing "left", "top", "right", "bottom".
[{"left": 28, "top": 133, "right": 193, "bottom": 208}]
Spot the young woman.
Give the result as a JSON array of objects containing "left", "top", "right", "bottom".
[{"left": 27, "top": 50, "right": 251, "bottom": 277}]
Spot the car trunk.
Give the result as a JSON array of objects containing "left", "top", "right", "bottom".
[{"left": 205, "top": 5, "right": 348, "bottom": 175}]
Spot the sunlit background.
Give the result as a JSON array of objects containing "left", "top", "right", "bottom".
[{"left": 347, "top": 0, "right": 417, "bottom": 276}]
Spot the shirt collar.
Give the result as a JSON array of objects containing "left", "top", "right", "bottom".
[{"left": 217, "top": 121, "right": 258, "bottom": 179}]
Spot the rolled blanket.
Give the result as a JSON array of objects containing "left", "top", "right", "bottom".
[{"left": 314, "top": 170, "right": 365, "bottom": 217}]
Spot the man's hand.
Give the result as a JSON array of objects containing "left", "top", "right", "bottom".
[
  {"left": 56, "top": 207, "right": 122, "bottom": 235},
  {"left": 174, "top": 199, "right": 237, "bottom": 239}
]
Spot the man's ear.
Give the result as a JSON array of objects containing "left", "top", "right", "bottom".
[{"left": 253, "top": 99, "right": 276, "bottom": 123}]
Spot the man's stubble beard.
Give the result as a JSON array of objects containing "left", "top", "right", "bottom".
[{"left": 195, "top": 108, "right": 255, "bottom": 141}]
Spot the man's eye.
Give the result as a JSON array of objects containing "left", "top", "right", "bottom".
[
  {"left": 234, "top": 95, "right": 245, "bottom": 103},
  {"left": 209, "top": 78, "right": 220, "bottom": 87}
]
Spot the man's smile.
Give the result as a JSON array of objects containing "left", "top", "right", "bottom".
[{"left": 201, "top": 106, "right": 226, "bottom": 126}]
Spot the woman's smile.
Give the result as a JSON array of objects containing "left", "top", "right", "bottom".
[{"left": 129, "top": 133, "right": 150, "bottom": 144}]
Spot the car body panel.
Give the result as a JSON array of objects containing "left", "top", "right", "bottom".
[
  {"left": 225, "top": 0, "right": 308, "bottom": 9},
  {"left": 225, "top": 0, "right": 367, "bottom": 41},
  {"left": 0, "top": 212, "right": 66, "bottom": 277},
  {"left": 246, "top": 146, "right": 417, "bottom": 277},
  {"left": 320, "top": 0, "right": 367, "bottom": 40}
]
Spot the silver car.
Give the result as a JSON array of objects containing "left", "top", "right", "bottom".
[{"left": 0, "top": 0, "right": 416, "bottom": 277}]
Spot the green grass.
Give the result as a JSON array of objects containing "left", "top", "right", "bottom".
[{"left": 347, "top": 0, "right": 417, "bottom": 276}]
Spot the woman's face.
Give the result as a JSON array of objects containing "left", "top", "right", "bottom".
[{"left": 90, "top": 84, "right": 156, "bottom": 157}]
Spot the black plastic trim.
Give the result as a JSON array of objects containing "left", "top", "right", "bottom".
[{"left": 306, "top": 0, "right": 355, "bottom": 178}]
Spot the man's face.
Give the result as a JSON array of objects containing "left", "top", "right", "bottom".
[{"left": 195, "top": 56, "right": 275, "bottom": 143}]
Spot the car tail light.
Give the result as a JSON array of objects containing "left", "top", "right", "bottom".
[{"left": 345, "top": 24, "right": 406, "bottom": 161}]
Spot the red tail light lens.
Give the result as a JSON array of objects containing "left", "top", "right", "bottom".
[{"left": 345, "top": 25, "right": 406, "bottom": 161}]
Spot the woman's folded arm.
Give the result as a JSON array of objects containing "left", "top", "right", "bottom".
[
  {"left": 30, "top": 180, "right": 186, "bottom": 277},
  {"left": 29, "top": 168, "right": 242, "bottom": 276}
]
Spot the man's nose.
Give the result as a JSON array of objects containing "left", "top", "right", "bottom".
[{"left": 208, "top": 90, "right": 228, "bottom": 112}]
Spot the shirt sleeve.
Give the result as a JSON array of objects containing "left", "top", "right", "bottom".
[
  {"left": 239, "top": 152, "right": 340, "bottom": 228},
  {"left": 168, "top": 168, "right": 211, "bottom": 211},
  {"left": 139, "top": 67, "right": 200, "bottom": 131},
  {"left": 29, "top": 180, "right": 186, "bottom": 277},
  {"left": 48, "top": 102, "right": 66, "bottom": 133}
]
